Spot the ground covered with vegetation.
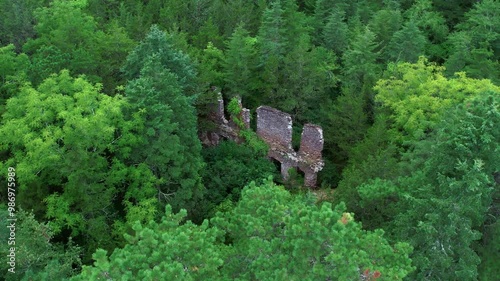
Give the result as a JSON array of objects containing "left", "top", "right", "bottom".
[{"left": 0, "top": 0, "right": 498, "bottom": 280}]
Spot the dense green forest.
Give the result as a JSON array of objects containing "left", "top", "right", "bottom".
[{"left": 0, "top": 0, "right": 498, "bottom": 280}]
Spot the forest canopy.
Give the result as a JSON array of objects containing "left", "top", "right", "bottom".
[{"left": 0, "top": 0, "right": 498, "bottom": 280}]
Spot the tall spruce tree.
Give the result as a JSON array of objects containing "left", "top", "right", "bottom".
[
  {"left": 122, "top": 25, "right": 197, "bottom": 94},
  {"left": 385, "top": 19, "right": 427, "bottom": 63},
  {"left": 392, "top": 91, "right": 499, "bottom": 280},
  {"left": 223, "top": 24, "right": 259, "bottom": 106},
  {"left": 404, "top": 0, "right": 449, "bottom": 61},
  {"left": 123, "top": 26, "right": 205, "bottom": 218},
  {"left": 322, "top": 9, "right": 349, "bottom": 56},
  {"left": 445, "top": 0, "right": 500, "bottom": 83},
  {"left": 257, "top": 0, "right": 288, "bottom": 98}
]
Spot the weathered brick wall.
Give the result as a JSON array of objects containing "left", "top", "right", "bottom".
[
  {"left": 256, "top": 106, "right": 293, "bottom": 151},
  {"left": 299, "top": 124, "right": 323, "bottom": 161},
  {"left": 201, "top": 95, "right": 324, "bottom": 187}
]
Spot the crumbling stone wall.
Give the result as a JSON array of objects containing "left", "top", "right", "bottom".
[
  {"left": 200, "top": 94, "right": 324, "bottom": 187},
  {"left": 199, "top": 93, "right": 250, "bottom": 146},
  {"left": 256, "top": 106, "right": 324, "bottom": 187}
]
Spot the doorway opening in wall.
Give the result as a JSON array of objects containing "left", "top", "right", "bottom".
[
  {"left": 269, "top": 157, "right": 283, "bottom": 185},
  {"left": 287, "top": 168, "right": 305, "bottom": 190}
]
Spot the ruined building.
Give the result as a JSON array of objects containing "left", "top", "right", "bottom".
[{"left": 199, "top": 94, "right": 324, "bottom": 187}]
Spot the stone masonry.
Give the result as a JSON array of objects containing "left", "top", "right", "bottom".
[
  {"left": 200, "top": 94, "right": 324, "bottom": 188},
  {"left": 256, "top": 106, "right": 324, "bottom": 187},
  {"left": 199, "top": 93, "right": 250, "bottom": 146}
]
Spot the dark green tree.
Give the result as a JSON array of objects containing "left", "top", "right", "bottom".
[
  {"left": 201, "top": 140, "right": 278, "bottom": 217},
  {"left": 257, "top": 0, "right": 288, "bottom": 97},
  {"left": 122, "top": 25, "right": 197, "bottom": 95},
  {"left": 432, "top": 0, "right": 477, "bottom": 28},
  {"left": 123, "top": 26, "right": 205, "bottom": 218},
  {"left": 445, "top": 0, "right": 500, "bottom": 83},
  {"left": 94, "top": 21, "right": 136, "bottom": 94},
  {"left": 368, "top": 7, "right": 403, "bottom": 53},
  {"left": 0, "top": 44, "right": 30, "bottom": 114},
  {"left": 322, "top": 89, "right": 370, "bottom": 167},
  {"left": 23, "top": 0, "right": 103, "bottom": 85},
  {"left": 404, "top": 0, "right": 449, "bottom": 61},
  {"left": 257, "top": 0, "right": 313, "bottom": 100},
  {"left": 0, "top": 208, "right": 82, "bottom": 280},
  {"left": 192, "top": 18, "right": 224, "bottom": 50},
  {"left": 392, "top": 91, "right": 499, "bottom": 280},
  {"left": 322, "top": 9, "right": 349, "bottom": 55},
  {"left": 124, "top": 57, "right": 205, "bottom": 218},
  {"left": 331, "top": 114, "right": 400, "bottom": 223},
  {"left": 385, "top": 20, "right": 427, "bottom": 63},
  {"left": 341, "top": 27, "right": 381, "bottom": 124},
  {"left": 341, "top": 27, "right": 381, "bottom": 94},
  {"left": 208, "top": 0, "right": 268, "bottom": 37},
  {"left": 278, "top": 35, "right": 337, "bottom": 122},
  {"left": 222, "top": 24, "right": 259, "bottom": 106},
  {"left": 21, "top": 0, "right": 135, "bottom": 93},
  {"left": 0, "top": 0, "right": 47, "bottom": 51},
  {"left": 85, "top": 0, "right": 121, "bottom": 27}
]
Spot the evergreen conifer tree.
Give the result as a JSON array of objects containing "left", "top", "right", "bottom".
[{"left": 123, "top": 26, "right": 205, "bottom": 218}]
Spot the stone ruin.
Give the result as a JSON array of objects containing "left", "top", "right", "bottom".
[
  {"left": 199, "top": 93, "right": 250, "bottom": 146},
  {"left": 199, "top": 94, "right": 324, "bottom": 188}
]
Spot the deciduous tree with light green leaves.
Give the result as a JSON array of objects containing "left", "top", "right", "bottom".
[
  {"left": 374, "top": 57, "right": 500, "bottom": 143},
  {"left": 0, "top": 70, "right": 150, "bottom": 262}
]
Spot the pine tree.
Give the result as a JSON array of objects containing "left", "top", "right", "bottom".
[
  {"left": 73, "top": 179, "right": 415, "bottom": 280},
  {"left": 341, "top": 27, "right": 381, "bottom": 119},
  {"left": 385, "top": 20, "right": 427, "bottom": 63},
  {"left": 323, "top": 89, "right": 369, "bottom": 165},
  {"left": 393, "top": 91, "right": 499, "bottom": 280},
  {"left": 322, "top": 9, "right": 349, "bottom": 55},
  {"left": 313, "top": 0, "right": 348, "bottom": 34},
  {"left": 278, "top": 34, "right": 337, "bottom": 122},
  {"left": 123, "top": 26, "right": 205, "bottom": 218},
  {"left": 122, "top": 25, "right": 197, "bottom": 95},
  {"left": 255, "top": 0, "right": 287, "bottom": 101},
  {"left": 404, "top": 0, "right": 449, "bottom": 61},
  {"left": 445, "top": 0, "right": 500, "bottom": 83},
  {"left": 223, "top": 24, "right": 259, "bottom": 105},
  {"left": 367, "top": 6, "right": 403, "bottom": 53}
]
